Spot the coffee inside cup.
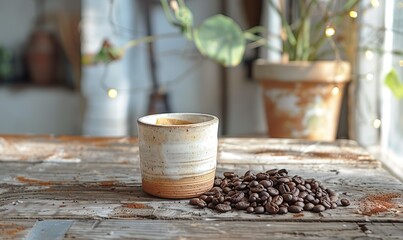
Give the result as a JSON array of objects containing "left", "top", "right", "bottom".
[{"left": 156, "top": 118, "right": 193, "bottom": 125}]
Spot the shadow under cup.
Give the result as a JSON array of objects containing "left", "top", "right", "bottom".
[{"left": 137, "top": 113, "right": 219, "bottom": 199}]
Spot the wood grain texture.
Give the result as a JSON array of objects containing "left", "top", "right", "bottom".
[
  {"left": 0, "top": 135, "right": 402, "bottom": 239},
  {"left": 63, "top": 220, "right": 403, "bottom": 240}
]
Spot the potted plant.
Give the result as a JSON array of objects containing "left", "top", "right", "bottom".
[{"left": 252, "top": 0, "right": 362, "bottom": 140}]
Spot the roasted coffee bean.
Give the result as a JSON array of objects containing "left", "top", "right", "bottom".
[
  {"left": 306, "top": 195, "right": 315, "bottom": 202},
  {"left": 287, "top": 181, "right": 296, "bottom": 188},
  {"left": 205, "top": 196, "right": 213, "bottom": 203},
  {"left": 280, "top": 202, "right": 289, "bottom": 208},
  {"left": 223, "top": 201, "right": 231, "bottom": 205},
  {"left": 297, "top": 185, "right": 306, "bottom": 191},
  {"left": 292, "top": 175, "right": 304, "bottom": 184},
  {"left": 260, "top": 180, "right": 273, "bottom": 188},
  {"left": 249, "top": 180, "right": 259, "bottom": 187},
  {"left": 196, "top": 199, "right": 207, "bottom": 208},
  {"left": 298, "top": 191, "right": 308, "bottom": 199},
  {"left": 304, "top": 202, "right": 314, "bottom": 211},
  {"left": 256, "top": 173, "right": 268, "bottom": 180},
  {"left": 227, "top": 191, "right": 236, "bottom": 196},
  {"left": 223, "top": 172, "right": 236, "bottom": 178},
  {"left": 266, "top": 169, "right": 278, "bottom": 176},
  {"left": 189, "top": 198, "right": 201, "bottom": 205},
  {"left": 250, "top": 184, "right": 265, "bottom": 193},
  {"left": 236, "top": 184, "right": 247, "bottom": 190},
  {"left": 261, "top": 196, "right": 269, "bottom": 201},
  {"left": 259, "top": 191, "right": 270, "bottom": 198},
  {"left": 222, "top": 187, "right": 231, "bottom": 194},
  {"left": 293, "top": 201, "right": 305, "bottom": 208},
  {"left": 313, "top": 204, "right": 325, "bottom": 213},
  {"left": 265, "top": 202, "right": 279, "bottom": 214},
  {"left": 340, "top": 199, "right": 350, "bottom": 206},
  {"left": 244, "top": 170, "right": 252, "bottom": 177},
  {"left": 279, "top": 184, "right": 291, "bottom": 194},
  {"left": 255, "top": 206, "right": 265, "bottom": 214},
  {"left": 199, "top": 195, "right": 208, "bottom": 201},
  {"left": 291, "top": 196, "right": 299, "bottom": 203},
  {"left": 291, "top": 188, "right": 300, "bottom": 197},
  {"left": 267, "top": 187, "right": 279, "bottom": 196},
  {"left": 305, "top": 183, "right": 311, "bottom": 190},
  {"left": 207, "top": 202, "right": 216, "bottom": 209},
  {"left": 278, "top": 169, "right": 288, "bottom": 175},
  {"left": 219, "top": 196, "right": 225, "bottom": 203},
  {"left": 212, "top": 198, "right": 220, "bottom": 205},
  {"left": 249, "top": 193, "right": 259, "bottom": 202},
  {"left": 214, "top": 179, "right": 222, "bottom": 186},
  {"left": 220, "top": 179, "right": 228, "bottom": 188},
  {"left": 243, "top": 175, "right": 255, "bottom": 182},
  {"left": 272, "top": 195, "right": 283, "bottom": 205},
  {"left": 216, "top": 203, "right": 231, "bottom": 212},
  {"left": 250, "top": 202, "right": 258, "bottom": 207},
  {"left": 278, "top": 206, "right": 288, "bottom": 214},
  {"left": 331, "top": 202, "right": 338, "bottom": 209},
  {"left": 231, "top": 192, "right": 245, "bottom": 203},
  {"left": 321, "top": 198, "right": 331, "bottom": 209},
  {"left": 246, "top": 206, "right": 254, "bottom": 213},
  {"left": 288, "top": 205, "right": 302, "bottom": 213},
  {"left": 235, "top": 201, "right": 250, "bottom": 210},
  {"left": 233, "top": 181, "right": 242, "bottom": 187},
  {"left": 278, "top": 177, "right": 291, "bottom": 183},
  {"left": 282, "top": 193, "right": 293, "bottom": 202}
]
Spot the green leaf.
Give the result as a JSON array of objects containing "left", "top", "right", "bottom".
[
  {"left": 384, "top": 69, "right": 403, "bottom": 99},
  {"left": 193, "top": 14, "right": 245, "bottom": 67}
]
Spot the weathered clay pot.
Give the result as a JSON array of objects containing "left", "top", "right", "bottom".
[
  {"left": 137, "top": 113, "right": 219, "bottom": 199},
  {"left": 253, "top": 60, "right": 351, "bottom": 140}
]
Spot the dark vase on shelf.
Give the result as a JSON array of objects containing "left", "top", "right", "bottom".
[{"left": 25, "top": 30, "right": 58, "bottom": 86}]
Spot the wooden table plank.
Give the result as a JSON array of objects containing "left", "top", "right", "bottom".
[
  {"left": 63, "top": 220, "right": 403, "bottom": 240},
  {"left": 0, "top": 220, "right": 35, "bottom": 240},
  {"left": 0, "top": 136, "right": 379, "bottom": 168}
]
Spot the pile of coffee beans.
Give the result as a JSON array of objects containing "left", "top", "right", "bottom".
[{"left": 189, "top": 169, "right": 350, "bottom": 214}]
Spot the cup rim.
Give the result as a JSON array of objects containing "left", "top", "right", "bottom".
[{"left": 137, "top": 113, "right": 219, "bottom": 128}]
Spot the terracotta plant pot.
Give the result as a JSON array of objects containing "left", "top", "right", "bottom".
[
  {"left": 253, "top": 60, "right": 351, "bottom": 141},
  {"left": 137, "top": 113, "right": 219, "bottom": 199}
]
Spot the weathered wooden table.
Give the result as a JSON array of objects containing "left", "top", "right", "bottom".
[{"left": 0, "top": 135, "right": 402, "bottom": 239}]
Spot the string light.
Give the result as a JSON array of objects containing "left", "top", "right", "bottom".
[
  {"left": 349, "top": 11, "right": 358, "bottom": 18},
  {"left": 373, "top": 119, "right": 381, "bottom": 129},
  {"left": 400, "top": 60, "right": 403, "bottom": 67},
  {"left": 325, "top": 27, "right": 335, "bottom": 37},
  {"left": 365, "top": 50, "right": 374, "bottom": 60},
  {"left": 107, "top": 88, "right": 118, "bottom": 99},
  {"left": 331, "top": 87, "right": 340, "bottom": 96},
  {"left": 370, "top": 0, "right": 380, "bottom": 7},
  {"left": 366, "top": 73, "right": 374, "bottom": 81}
]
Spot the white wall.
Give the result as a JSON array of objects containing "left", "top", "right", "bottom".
[{"left": 0, "top": 87, "right": 80, "bottom": 135}]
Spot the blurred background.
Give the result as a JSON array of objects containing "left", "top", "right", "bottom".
[{"left": 0, "top": 0, "right": 402, "bottom": 158}]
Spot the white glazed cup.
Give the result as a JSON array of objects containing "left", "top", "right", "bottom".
[{"left": 137, "top": 113, "right": 219, "bottom": 199}]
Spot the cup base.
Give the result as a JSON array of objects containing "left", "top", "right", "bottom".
[{"left": 142, "top": 170, "right": 215, "bottom": 199}]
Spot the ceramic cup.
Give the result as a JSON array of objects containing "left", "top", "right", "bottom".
[{"left": 137, "top": 113, "right": 219, "bottom": 199}]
